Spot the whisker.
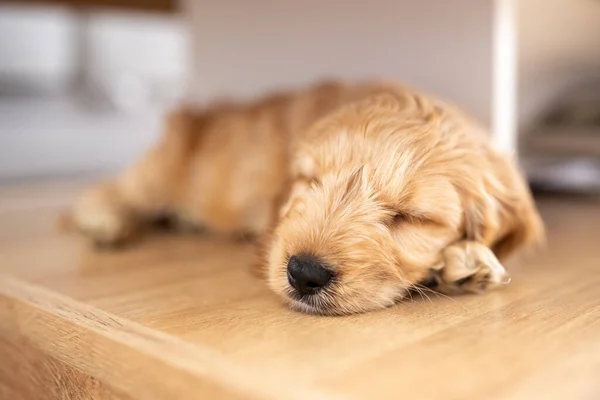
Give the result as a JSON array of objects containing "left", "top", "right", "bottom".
[
  {"left": 412, "top": 283, "right": 470, "bottom": 311},
  {"left": 405, "top": 289, "right": 416, "bottom": 304},
  {"left": 409, "top": 285, "right": 432, "bottom": 303},
  {"left": 416, "top": 286, "right": 433, "bottom": 303}
]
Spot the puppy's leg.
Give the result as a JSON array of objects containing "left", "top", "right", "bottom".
[
  {"left": 73, "top": 181, "right": 140, "bottom": 246},
  {"left": 72, "top": 110, "right": 198, "bottom": 246},
  {"left": 73, "top": 147, "right": 179, "bottom": 246},
  {"left": 432, "top": 241, "right": 511, "bottom": 295}
]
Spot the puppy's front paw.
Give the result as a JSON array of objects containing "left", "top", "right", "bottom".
[{"left": 434, "top": 241, "right": 510, "bottom": 295}]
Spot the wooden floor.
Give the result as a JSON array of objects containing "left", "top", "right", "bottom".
[{"left": 1, "top": 181, "right": 599, "bottom": 400}]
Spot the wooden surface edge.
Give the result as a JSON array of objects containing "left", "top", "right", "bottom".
[
  {"left": 0, "top": 274, "right": 334, "bottom": 400},
  {"left": 0, "top": 329, "right": 135, "bottom": 400}
]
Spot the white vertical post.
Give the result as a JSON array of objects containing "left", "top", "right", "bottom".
[{"left": 493, "top": 0, "right": 518, "bottom": 155}]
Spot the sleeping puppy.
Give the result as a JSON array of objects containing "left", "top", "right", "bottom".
[{"left": 71, "top": 81, "right": 544, "bottom": 315}]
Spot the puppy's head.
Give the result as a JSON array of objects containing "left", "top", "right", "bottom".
[{"left": 266, "top": 93, "right": 541, "bottom": 315}]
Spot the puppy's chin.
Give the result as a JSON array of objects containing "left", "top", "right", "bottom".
[
  {"left": 286, "top": 295, "right": 337, "bottom": 316},
  {"left": 271, "top": 277, "right": 409, "bottom": 316}
]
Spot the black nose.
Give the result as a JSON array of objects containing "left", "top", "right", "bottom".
[{"left": 287, "top": 254, "right": 332, "bottom": 295}]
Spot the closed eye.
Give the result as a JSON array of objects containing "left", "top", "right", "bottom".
[
  {"left": 309, "top": 177, "right": 322, "bottom": 189},
  {"left": 298, "top": 176, "right": 321, "bottom": 190},
  {"left": 384, "top": 209, "right": 432, "bottom": 227},
  {"left": 391, "top": 212, "right": 406, "bottom": 224},
  {"left": 383, "top": 209, "right": 406, "bottom": 226}
]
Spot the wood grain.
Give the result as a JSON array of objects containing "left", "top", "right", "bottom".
[
  {"left": 0, "top": 181, "right": 599, "bottom": 399},
  {"left": 0, "top": 328, "right": 133, "bottom": 400}
]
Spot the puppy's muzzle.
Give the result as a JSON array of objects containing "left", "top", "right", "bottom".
[{"left": 287, "top": 254, "right": 332, "bottom": 295}]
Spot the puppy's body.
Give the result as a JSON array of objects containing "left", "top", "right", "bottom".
[
  {"left": 73, "top": 81, "right": 543, "bottom": 315},
  {"left": 75, "top": 82, "right": 391, "bottom": 240}
]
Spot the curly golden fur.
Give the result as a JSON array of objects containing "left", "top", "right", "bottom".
[{"left": 70, "top": 81, "right": 544, "bottom": 315}]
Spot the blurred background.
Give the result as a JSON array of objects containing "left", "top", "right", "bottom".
[{"left": 0, "top": 0, "right": 599, "bottom": 191}]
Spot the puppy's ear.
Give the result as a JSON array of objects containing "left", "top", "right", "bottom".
[
  {"left": 462, "top": 152, "right": 544, "bottom": 260},
  {"left": 491, "top": 209, "right": 544, "bottom": 260}
]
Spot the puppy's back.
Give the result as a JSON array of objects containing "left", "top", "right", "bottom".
[{"left": 161, "top": 81, "right": 394, "bottom": 234}]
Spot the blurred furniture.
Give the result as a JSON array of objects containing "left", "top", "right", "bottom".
[
  {"left": 1, "top": 0, "right": 599, "bottom": 184},
  {"left": 0, "top": 3, "right": 187, "bottom": 181},
  {"left": 521, "top": 82, "right": 600, "bottom": 192},
  {"left": 517, "top": 0, "right": 600, "bottom": 193},
  {"left": 0, "top": 96, "right": 163, "bottom": 181},
  {"left": 1, "top": 0, "right": 176, "bottom": 12}
]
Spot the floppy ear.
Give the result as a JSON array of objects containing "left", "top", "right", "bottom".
[{"left": 461, "top": 151, "right": 545, "bottom": 260}]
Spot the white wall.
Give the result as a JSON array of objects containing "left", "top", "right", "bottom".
[
  {"left": 185, "top": 0, "right": 496, "bottom": 126},
  {"left": 518, "top": 0, "right": 600, "bottom": 130}
]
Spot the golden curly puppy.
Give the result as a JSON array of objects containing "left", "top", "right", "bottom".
[{"left": 71, "top": 81, "right": 544, "bottom": 315}]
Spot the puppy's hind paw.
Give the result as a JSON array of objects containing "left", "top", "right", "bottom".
[
  {"left": 72, "top": 183, "right": 138, "bottom": 247},
  {"left": 434, "top": 241, "right": 511, "bottom": 295}
]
